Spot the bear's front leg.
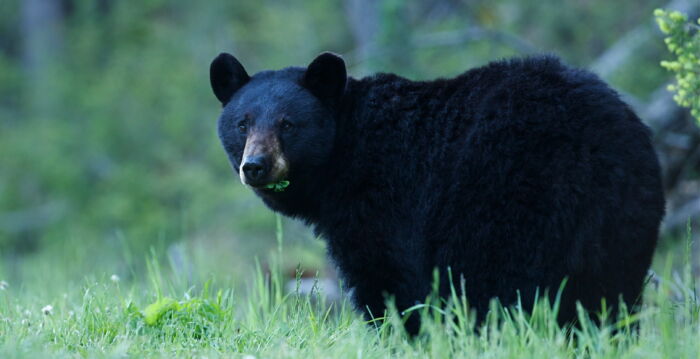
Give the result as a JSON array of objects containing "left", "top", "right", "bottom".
[
  {"left": 328, "top": 234, "right": 431, "bottom": 335},
  {"left": 351, "top": 275, "right": 426, "bottom": 335}
]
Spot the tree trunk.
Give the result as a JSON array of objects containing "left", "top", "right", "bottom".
[
  {"left": 344, "top": 0, "right": 380, "bottom": 74},
  {"left": 21, "top": 0, "right": 64, "bottom": 119}
]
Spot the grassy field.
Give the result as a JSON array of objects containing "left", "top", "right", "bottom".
[{"left": 1, "top": 220, "right": 698, "bottom": 358}]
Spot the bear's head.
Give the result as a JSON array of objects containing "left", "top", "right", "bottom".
[{"left": 210, "top": 52, "right": 346, "bottom": 197}]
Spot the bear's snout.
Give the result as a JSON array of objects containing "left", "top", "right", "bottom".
[
  {"left": 241, "top": 155, "right": 269, "bottom": 185},
  {"left": 239, "top": 131, "right": 289, "bottom": 188}
]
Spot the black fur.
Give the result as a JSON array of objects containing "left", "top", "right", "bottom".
[{"left": 211, "top": 53, "right": 665, "bottom": 334}]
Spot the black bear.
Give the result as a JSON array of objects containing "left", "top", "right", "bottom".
[{"left": 209, "top": 52, "right": 665, "bottom": 334}]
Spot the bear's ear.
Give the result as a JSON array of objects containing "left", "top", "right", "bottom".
[
  {"left": 210, "top": 52, "right": 250, "bottom": 105},
  {"left": 303, "top": 52, "right": 347, "bottom": 104}
]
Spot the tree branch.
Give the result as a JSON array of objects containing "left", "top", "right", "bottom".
[{"left": 590, "top": 0, "right": 699, "bottom": 79}]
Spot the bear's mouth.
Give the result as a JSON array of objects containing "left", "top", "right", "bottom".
[{"left": 248, "top": 180, "right": 290, "bottom": 192}]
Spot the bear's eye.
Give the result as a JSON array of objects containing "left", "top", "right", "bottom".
[
  {"left": 237, "top": 119, "right": 248, "bottom": 134},
  {"left": 280, "top": 119, "right": 294, "bottom": 132}
]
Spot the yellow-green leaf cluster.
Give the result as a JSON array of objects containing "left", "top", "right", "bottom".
[{"left": 655, "top": 9, "right": 700, "bottom": 121}]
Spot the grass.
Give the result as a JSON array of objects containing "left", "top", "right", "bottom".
[{"left": 0, "top": 220, "right": 698, "bottom": 358}]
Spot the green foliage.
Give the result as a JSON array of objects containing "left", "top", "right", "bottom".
[
  {"left": 141, "top": 297, "right": 181, "bottom": 326},
  {"left": 0, "top": 245, "right": 699, "bottom": 358},
  {"left": 655, "top": 9, "right": 700, "bottom": 121},
  {"left": 264, "top": 180, "right": 290, "bottom": 192},
  {"left": 0, "top": 0, "right": 316, "bottom": 253},
  {"left": 137, "top": 294, "right": 226, "bottom": 340}
]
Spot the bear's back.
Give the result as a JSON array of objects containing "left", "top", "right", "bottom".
[{"left": 338, "top": 55, "right": 652, "bottom": 206}]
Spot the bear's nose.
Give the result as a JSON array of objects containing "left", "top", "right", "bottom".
[{"left": 242, "top": 156, "right": 268, "bottom": 184}]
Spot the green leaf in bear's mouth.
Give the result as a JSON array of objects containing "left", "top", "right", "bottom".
[{"left": 264, "top": 180, "right": 290, "bottom": 192}]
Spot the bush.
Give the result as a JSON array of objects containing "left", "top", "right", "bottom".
[{"left": 655, "top": 9, "right": 700, "bottom": 121}]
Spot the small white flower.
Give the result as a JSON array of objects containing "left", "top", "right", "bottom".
[
  {"left": 242, "top": 355, "right": 256, "bottom": 359},
  {"left": 110, "top": 274, "right": 120, "bottom": 283},
  {"left": 23, "top": 309, "right": 31, "bottom": 316},
  {"left": 42, "top": 305, "right": 53, "bottom": 315},
  {"left": 0, "top": 280, "right": 8, "bottom": 290}
]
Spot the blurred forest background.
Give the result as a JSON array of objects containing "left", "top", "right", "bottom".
[{"left": 0, "top": 0, "right": 699, "bottom": 291}]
